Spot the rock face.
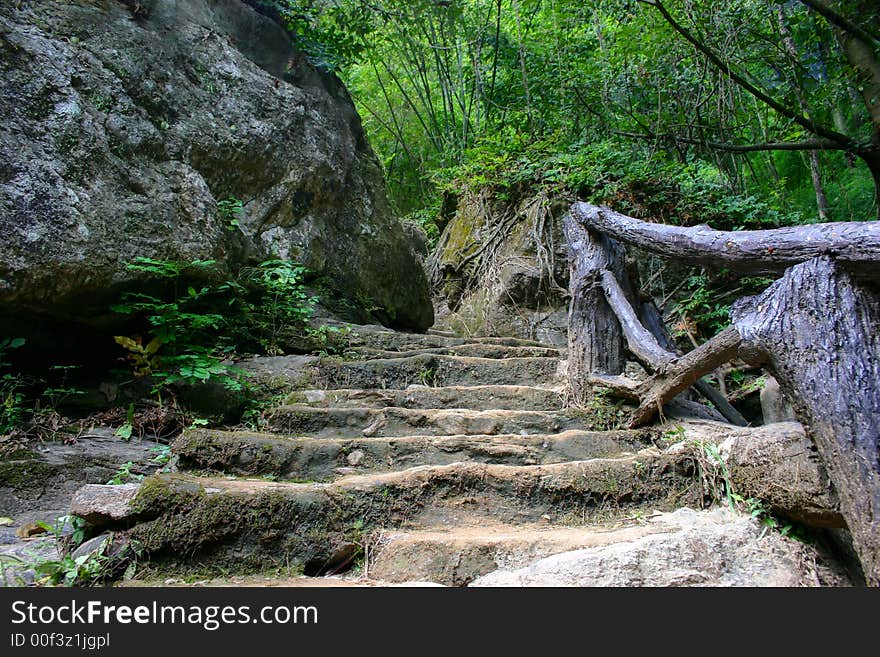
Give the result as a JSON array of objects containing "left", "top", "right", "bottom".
[
  {"left": 0, "top": 0, "right": 432, "bottom": 334},
  {"left": 430, "top": 189, "right": 569, "bottom": 344},
  {"left": 469, "top": 508, "right": 822, "bottom": 587}
]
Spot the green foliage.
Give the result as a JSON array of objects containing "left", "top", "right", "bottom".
[
  {"left": 149, "top": 444, "right": 173, "bottom": 467},
  {"left": 0, "top": 338, "right": 26, "bottom": 435},
  {"left": 236, "top": 259, "right": 317, "bottom": 354},
  {"left": 106, "top": 461, "right": 143, "bottom": 486},
  {"left": 37, "top": 515, "right": 86, "bottom": 547},
  {"left": 111, "top": 257, "right": 322, "bottom": 407},
  {"left": 255, "top": 1, "right": 373, "bottom": 71},
  {"left": 1, "top": 529, "right": 142, "bottom": 587},
  {"left": 217, "top": 197, "right": 244, "bottom": 232},
  {"left": 299, "top": 0, "right": 876, "bottom": 225}
]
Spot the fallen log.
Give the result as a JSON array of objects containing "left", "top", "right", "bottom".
[{"left": 571, "top": 201, "right": 880, "bottom": 279}]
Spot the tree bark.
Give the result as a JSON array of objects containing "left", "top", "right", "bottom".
[
  {"left": 564, "top": 213, "right": 627, "bottom": 404},
  {"left": 571, "top": 202, "right": 880, "bottom": 279},
  {"left": 731, "top": 256, "right": 880, "bottom": 585}
]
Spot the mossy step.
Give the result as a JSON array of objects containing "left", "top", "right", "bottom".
[
  {"left": 264, "top": 405, "right": 589, "bottom": 439},
  {"left": 288, "top": 385, "right": 564, "bottom": 411},
  {"left": 312, "top": 354, "right": 563, "bottom": 389},
  {"left": 73, "top": 453, "right": 702, "bottom": 576},
  {"left": 368, "top": 520, "right": 671, "bottom": 586},
  {"left": 172, "top": 427, "right": 657, "bottom": 479}
]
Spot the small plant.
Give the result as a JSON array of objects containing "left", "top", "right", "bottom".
[
  {"left": 148, "top": 445, "right": 173, "bottom": 474},
  {"left": 106, "top": 461, "right": 143, "bottom": 485},
  {"left": 36, "top": 515, "right": 86, "bottom": 548},
  {"left": 115, "top": 403, "right": 136, "bottom": 440},
  {"left": 696, "top": 441, "right": 811, "bottom": 543},
  {"left": 112, "top": 258, "right": 246, "bottom": 398},
  {"left": 661, "top": 425, "right": 687, "bottom": 443},
  {"left": 579, "top": 389, "right": 627, "bottom": 431},
  {"left": 416, "top": 366, "right": 437, "bottom": 387},
  {"left": 0, "top": 338, "right": 26, "bottom": 434},
  {"left": 1, "top": 536, "right": 142, "bottom": 586},
  {"left": 237, "top": 259, "right": 317, "bottom": 353},
  {"left": 217, "top": 197, "right": 244, "bottom": 232}
]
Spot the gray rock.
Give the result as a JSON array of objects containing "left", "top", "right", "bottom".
[
  {"left": 469, "top": 508, "right": 820, "bottom": 587},
  {"left": 0, "top": 433, "right": 161, "bottom": 527},
  {"left": 0, "top": 0, "right": 432, "bottom": 333},
  {"left": 0, "top": 537, "right": 59, "bottom": 587},
  {"left": 70, "top": 534, "right": 111, "bottom": 561},
  {"left": 760, "top": 375, "right": 797, "bottom": 424},
  {"left": 70, "top": 484, "right": 140, "bottom": 525},
  {"left": 430, "top": 191, "right": 569, "bottom": 342}
]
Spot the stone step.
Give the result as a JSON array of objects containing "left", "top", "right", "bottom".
[
  {"left": 264, "top": 405, "right": 588, "bottom": 439},
  {"left": 288, "top": 385, "right": 565, "bottom": 411},
  {"left": 312, "top": 354, "right": 563, "bottom": 390},
  {"left": 172, "top": 428, "right": 656, "bottom": 479},
  {"left": 468, "top": 508, "right": 825, "bottom": 587},
  {"left": 367, "top": 520, "right": 672, "bottom": 586},
  {"left": 74, "top": 452, "right": 700, "bottom": 575},
  {"left": 350, "top": 343, "right": 562, "bottom": 360},
  {"left": 328, "top": 323, "right": 558, "bottom": 352}
]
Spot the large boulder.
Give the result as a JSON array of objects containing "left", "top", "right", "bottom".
[{"left": 0, "top": 0, "right": 432, "bottom": 336}]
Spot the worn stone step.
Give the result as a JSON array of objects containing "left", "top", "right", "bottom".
[
  {"left": 312, "top": 354, "right": 564, "bottom": 389},
  {"left": 328, "top": 323, "right": 558, "bottom": 352},
  {"left": 288, "top": 385, "right": 564, "bottom": 411},
  {"left": 368, "top": 520, "right": 674, "bottom": 586},
  {"left": 73, "top": 453, "right": 700, "bottom": 575},
  {"left": 351, "top": 343, "right": 561, "bottom": 360},
  {"left": 264, "top": 405, "right": 588, "bottom": 439},
  {"left": 172, "top": 428, "right": 656, "bottom": 479}
]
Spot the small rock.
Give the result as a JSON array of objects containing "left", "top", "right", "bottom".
[
  {"left": 760, "top": 375, "right": 797, "bottom": 424},
  {"left": 346, "top": 450, "right": 365, "bottom": 467},
  {"left": 71, "top": 535, "right": 111, "bottom": 561},
  {"left": 15, "top": 523, "right": 47, "bottom": 539},
  {"left": 70, "top": 484, "right": 141, "bottom": 525},
  {"left": 362, "top": 417, "right": 386, "bottom": 437}
]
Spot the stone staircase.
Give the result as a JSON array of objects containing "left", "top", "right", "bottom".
[{"left": 70, "top": 324, "right": 834, "bottom": 587}]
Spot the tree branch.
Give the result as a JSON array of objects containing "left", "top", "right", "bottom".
[
  {"left": 637, "top": 0, "right": 859, "bottom": 150},
  {"left": 797, "top": 0, "right": 880, "bottom": 45}
]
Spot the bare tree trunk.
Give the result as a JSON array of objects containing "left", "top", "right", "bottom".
[
  {"left": 564, "top": 213, "right": 627, "bottom": 404},
  {"left": 732, "top": 257, "right": 880, "bottom": 585}
]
